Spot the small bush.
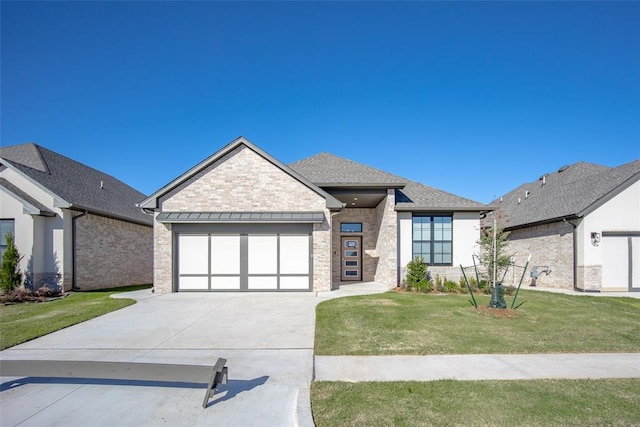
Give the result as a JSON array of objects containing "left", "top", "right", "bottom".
[
  {"left": 405, "top": 256, "right": 432, "bottom": 293},
  {"left": 0, "top": 233, "right": 23, "bottom": 293},
  {"left": 444, "top": 280, "right": 459, "bottom": 293}
]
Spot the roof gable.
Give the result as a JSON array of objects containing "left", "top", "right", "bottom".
[
  {"left": 0, "top": 143, "right": 152, "bottom": 225},
  {"left": 490, "top": 159, "right": 640, "bottom": 229},
  {"left": 140, "top": 137, "right": 343, "bottom": 210}
]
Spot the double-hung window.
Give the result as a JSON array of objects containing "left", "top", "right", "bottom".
[{"left": 412, "top": 215, "right": 452, "bottom": 265}]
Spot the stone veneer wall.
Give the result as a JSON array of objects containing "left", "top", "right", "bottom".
[
  {"left": 154, "top": 145, "right": 331, "bottom": 293},
  {"left": 577, "top": 265, "right": 601, "bottom": 292},
  {"left": 506, "top": 221, "right": 574, "bottom": 289},
  {"left": 75, "top": 213, "right": 153, "bottom": 290},
  {"left": 374, "top": 189, "right": 397, "bottom": 288},
  {"left": 331, "top": 190, "right": 397, "bottom": 288}
]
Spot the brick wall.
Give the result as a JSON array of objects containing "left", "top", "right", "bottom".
[
  {"left": 506, "top": 221, "right": 574, "bottom": 289},
  {"left": 75, "top": 213, "right": 153, "bottom": 290},
  {"left": 154, "top": 145, "right": 331, "bottom": 293}
]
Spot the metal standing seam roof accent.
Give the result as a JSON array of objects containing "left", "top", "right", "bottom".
[{"left": 155, "top": 211, "right": 326, "bottom": 223}]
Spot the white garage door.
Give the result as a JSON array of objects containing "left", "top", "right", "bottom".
[
  {"left": 178, "top": 233, "right": 311, "bottom": 291},
  {"left": 602, "top": 234, "right": 639, "bottom": 291}
]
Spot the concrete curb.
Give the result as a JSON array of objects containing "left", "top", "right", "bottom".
[{"left": 314, "top": 353, "right": 640, "bottom": 382}]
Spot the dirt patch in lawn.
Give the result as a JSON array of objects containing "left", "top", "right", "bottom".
[{"left": 477, "top": 305, "right": 520, "bottom": 318}]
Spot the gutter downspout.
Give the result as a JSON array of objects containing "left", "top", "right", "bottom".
[
  {"left": 72, "top": 210, "right": 88, "bottom": 291},
  {"left": 563, "top": 218, "right": 580, "bottom": 292}
]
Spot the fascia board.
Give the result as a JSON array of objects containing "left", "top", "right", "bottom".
[
  {"left": 0, "top": 156, "right": 70, "bottom": 208},
  {"left": 578, "top": 172, "right": 640, "bottom": 218}
]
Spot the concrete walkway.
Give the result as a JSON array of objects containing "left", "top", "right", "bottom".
[{"left": 315, "top": 353, "right": 640, "bottom": 382}]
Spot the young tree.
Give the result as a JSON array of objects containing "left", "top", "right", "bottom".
[
  {"left": 477, "top": 219, "right": 512, "bottom": 288},
  {"left": 1, "top": 233, "right": 23, "bottom": 292}
]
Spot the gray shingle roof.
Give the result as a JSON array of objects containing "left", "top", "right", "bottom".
[
  {"left": 489, "top": 160, "right": 640, "bottom": 229},
  {"left": 289, "top": 153, "right": 407, "bottom": 187},
  {"left": 290, "top": 153, "right": 489, "bottom": 211},
  {"left": 0, "top": 143, "right": 152, "bottom": 226}
]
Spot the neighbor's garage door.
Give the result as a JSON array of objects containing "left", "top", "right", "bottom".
[
  {"left": 602, "top": 234, "right": 639, "bottom": 291},
  {"left": 177, "top": 232, "right": 311, "bottom": 291}
]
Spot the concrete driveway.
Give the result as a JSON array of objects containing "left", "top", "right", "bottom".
[{"left": 0, "top": 289, "right": 321, "bottom": 426}]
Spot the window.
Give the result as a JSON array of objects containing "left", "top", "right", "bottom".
[
  {"left": 412, "top": 215, "right": 452, "bottom": 265},
  {"left": 340, "top": 223, "right": 362, "bottom": 233},
  {"left": 0, "top": 220, "right": 15, "bottom": 259}
]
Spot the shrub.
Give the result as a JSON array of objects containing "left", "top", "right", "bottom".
[
  {"left": 0, "top": 233, "right": 23, "bottom": 293},
  {"left": 444, "top": 280, "right": 459, "bottom": 293},
  {"left": 405, "top": 256, "right": 432, "bottom": 293}
]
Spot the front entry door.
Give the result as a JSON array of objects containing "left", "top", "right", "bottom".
[{"left": 341, "top": 236, "right": 362, "bottom": 281}]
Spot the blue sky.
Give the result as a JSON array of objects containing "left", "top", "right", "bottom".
[{"left": 2, "top": 1, "right": 638, "bottom": 204}]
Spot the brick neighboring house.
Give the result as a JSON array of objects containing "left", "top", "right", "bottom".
[
  {"left": 0, "top": 143, "right": 153, "bottom": 291},
  {"left": 486, "top": 159, "right": 640, "bottom": 292},
  {"left": 140, "top": 137, "right": 491, "bottom": 293}
]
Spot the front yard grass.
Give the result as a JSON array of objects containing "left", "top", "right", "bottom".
[
  {"left": 311, "top": 378, "right": 640, "bottom": 427},
  {"left": 315, "top": 290, "right": 640, "bottom": 355},
  {"left": 0, "top": 285, "right": 151, "bottom": 350}
]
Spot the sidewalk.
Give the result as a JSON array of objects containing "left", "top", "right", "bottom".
[{"left": 314, "top": 353, "right": 640, "bottom": 382}]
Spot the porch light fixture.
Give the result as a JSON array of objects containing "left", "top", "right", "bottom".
[{"left": 591, "top": 232, "right": 601, "bottom": 247}]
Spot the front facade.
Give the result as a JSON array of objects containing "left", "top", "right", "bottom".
[
  {"left": 141, "top": 137, "right": 490, "bottom": 293},
  {"left": 0, "top": 143, "right": 153, "bottom": 291},
  {"left": 488, "top": 160, "right": 640, "bottom": 292}
]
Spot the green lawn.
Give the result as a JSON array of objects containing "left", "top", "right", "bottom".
[
  {"left": 315, "top": 290, "right": 640, "bottom": 355},
  {"left": 311, "top": 379, "right": 640, "bottom": 427},
  {"left": 0, "top": 285, "right": 151, "bottom": 350}
]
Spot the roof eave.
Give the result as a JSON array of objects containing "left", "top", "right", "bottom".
[
  {"left": 502, "top": 214, "right": 581, "bottom": 231},
  {"left": 317, "top": 182, "right": 406, "bottom": 189},
  {"left": 577, "top": 171, "right": 640, "bottom": 218},
  {"left": 66, "top": 203, "right": 153, "bottom": 227},
  {"left": 395, "top": 205, "right": 495, "bottom": 212},
  {"left": 0, "top": 156, "right": 70, "bottom": 207}
]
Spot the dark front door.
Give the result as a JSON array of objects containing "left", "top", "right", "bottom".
[{"left": 341, "top": 236, "right": 362, "bottom": 281}]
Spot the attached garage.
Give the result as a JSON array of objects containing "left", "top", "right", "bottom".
[
  {"left": 602, "top": 232, "right": 640, "bottom": 291},
  {"left": 159, "top": 212, "right": 322, "bottom": 292}
]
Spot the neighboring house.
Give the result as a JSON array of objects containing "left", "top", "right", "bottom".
[
  {"left": 486, "top": 160, "right": 640, "bottom": 292},
  {"left": 0, "top": 143, "right": 153, "bottom": 291},
  {"left": 139, "top": 137, "right": 491, "bottom": 293}
]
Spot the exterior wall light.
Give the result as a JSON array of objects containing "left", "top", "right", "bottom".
[{"left": 591, "top": 232, "right": 601, "bottom": 247}]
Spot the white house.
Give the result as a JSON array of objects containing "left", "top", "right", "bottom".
[
  {"left": 0, "top": 143, "right": 153, "bottom": 291},
  {"left": 486, "top": 160, "right": 640, "bottom": 292}
]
